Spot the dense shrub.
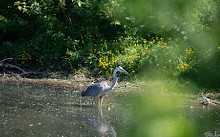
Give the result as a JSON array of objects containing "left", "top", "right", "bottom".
[{"left": 82, "top": 35, "right": 198, "bottom": 76}]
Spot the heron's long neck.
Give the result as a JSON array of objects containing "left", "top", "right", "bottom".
[
  {"left": 110, "top": 75, "right": 118, "bottom": 91},
  {"left": 107, "top": 70, "right": 118, "bottom": 92}
]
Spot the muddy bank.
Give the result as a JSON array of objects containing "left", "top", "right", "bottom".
[
  {"left": 0, "top": 73, "right": 138, "bottom": 92},
  {"left": 0, "top": 73, "right": 97, "bottom": 91},
  {"left": 1, "top": 73, "right": 219, "bottom": 107}
]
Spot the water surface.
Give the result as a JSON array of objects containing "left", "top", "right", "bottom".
[{"left": 0, "top": 82, "right": 219, "bottom": 137}]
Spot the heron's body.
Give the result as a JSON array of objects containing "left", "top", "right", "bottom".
[
  {"left": 80, "top": 66, "right": 128, "bottom": 107},
  {"left": 81, "top": 81, "right": 109, "bottom": 97}
]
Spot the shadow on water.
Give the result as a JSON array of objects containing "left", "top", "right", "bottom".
[{"left": 0, "top": 81, "right": 220, "bottom": 137}]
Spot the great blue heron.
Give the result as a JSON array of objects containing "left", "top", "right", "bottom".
[{"left": 80, "top": 66, "right": 128, "bottom": 107}]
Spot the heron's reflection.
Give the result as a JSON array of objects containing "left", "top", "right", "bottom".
[{"left": 80, "top": 107, "right": 116, "bottom": 137}]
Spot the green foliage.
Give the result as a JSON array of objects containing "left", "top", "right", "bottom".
[
  {"left": 0, "top": 0, "right": 219, "bottom": 88},
  {"left": 124, "top": 80, "right": 197, "bottom": 137},
  {"left": 84, "top": 35, "right": 198, "bottom": 78},
  {"left": 1, "top": 0, "right": 122, "bottom": 69},
  {"left": 14, "top": 31, "right": 79, "bottom": 69}
]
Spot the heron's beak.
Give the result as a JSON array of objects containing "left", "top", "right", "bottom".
[{"left": 124, "top": 70, "right": 129, "bottom": 74}]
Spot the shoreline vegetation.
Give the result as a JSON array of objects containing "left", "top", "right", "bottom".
[
  {"left": 0, "top": 65, "right": 140, "bottom": 91},
  {"left": 1, "top": 70, "right": 220, "bottom": 107}
]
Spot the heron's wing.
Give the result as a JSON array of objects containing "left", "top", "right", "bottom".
[{"left": 84, "top": 83, "right": 105, "bottom": 96}]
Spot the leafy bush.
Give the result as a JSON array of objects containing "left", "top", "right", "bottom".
[{"left": 82, "top": 35, "right": 198, "bottom": 77}]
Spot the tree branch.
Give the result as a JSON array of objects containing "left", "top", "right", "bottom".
[
  {"left": 202, "top": 95, "right": 220, "bottom": 105},
  {"left": 0, "top": 58, "right": 13, "bottom": 64}
]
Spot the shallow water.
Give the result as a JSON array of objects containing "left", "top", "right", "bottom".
[{"left": 0, "top": 82, "right": 220, "bottom": 137}]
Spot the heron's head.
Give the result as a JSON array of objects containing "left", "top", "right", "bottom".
[{"left": 116, "top": 66, "right": 129, "bottom": 74}]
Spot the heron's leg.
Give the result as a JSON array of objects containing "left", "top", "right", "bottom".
[
  {"left": 91, "top": 98, "right": 94, "bottom": 106},
  {"left": 99, "top": 96, "right": 104, "bottom": 108},
  {"left": 80, "top": 96, "right": 82, "bottom": 107},
  {"left": 98, "top": 96, "right": 101, "bottom": 108},
  {"left": 91, "top": 96, "right": 96, "bottom": 106},
  {"left": 100, "top": 107, "right": 103, "bottom": 117}
]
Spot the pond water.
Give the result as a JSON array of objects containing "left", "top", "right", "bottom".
[{"left": 0, "top": 82, "right": 220, "bottom": 137}]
